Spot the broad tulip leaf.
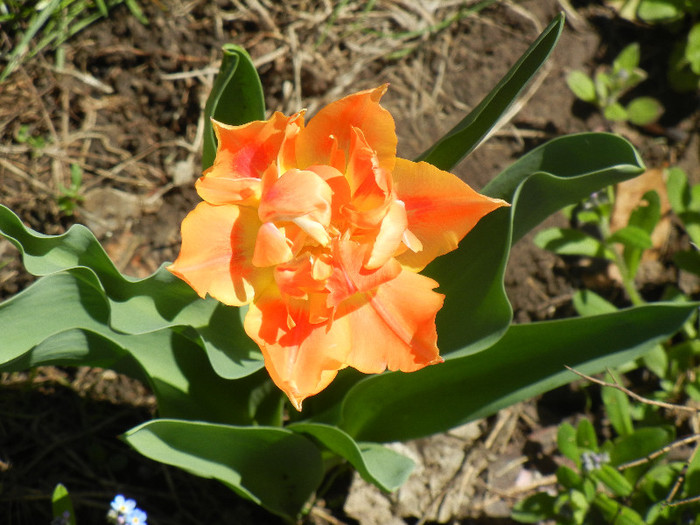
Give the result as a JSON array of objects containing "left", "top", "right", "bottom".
[
  {"left": 338, "top": 303, "right": 696, "bottom": 442},
  {"left": 289, "top": 422, "right": 414, "bottom": 492},
  {"left": 0, "top": 204, "right": 263, "bottom": 379},
  {"left": 416, "top": 13, "right": 564, "bottom": 171},
  {"left": 123, "top": 420, "right": 323, "bottom": 520},
  {"left": 0, "top": 268, "right": 274, "bottom": 425},
  {"left": 202, "top": 44, "right": 266, "bottom": 170},
  {"left": 423, "top": 133, "right": 644, "bottom": 359},
  {"left": 483, "top": 132, "right": 644, "bottom": 243}
]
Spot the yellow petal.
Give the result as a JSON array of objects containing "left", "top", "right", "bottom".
[
  {"left": 393, "top": 158, "right": 509, "bottom": 271},
  {"left": 167, "top": 202, "right": 268, "bottom": 306}
]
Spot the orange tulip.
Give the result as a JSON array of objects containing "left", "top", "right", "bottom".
[{"left": 168, "top": 85, "right": 509, "bottom": 410}]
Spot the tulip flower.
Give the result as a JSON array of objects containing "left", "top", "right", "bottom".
[{"left": 168, "top": 85, "right": 509, "bottom": 410}]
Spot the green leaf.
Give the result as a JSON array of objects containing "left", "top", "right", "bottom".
[
  {"left": 0, "top": 269, "right": 271, "bottom": 425},
  {"left": 674, "top": 249, "right": 700, "bottom": 276},
  {"left": 0, "top": 204, "right": 264, "bottom": 381},
  {"left": 573, "top": 289, "right": 617, "bottom": 316},
  {"left": 123, "top": 419, "right": 323, "bottom": 520},
  {"left": 593, "top": 464, "right": 634, "bottom": 497},
  {"left": 416, "top": 14, "right": 564, "bottom": 171},
  {"left": 417, "top": 133, "right": 644, "bottom": 365},
  {"left": 610, "top": 427, "right": 673, "bottom": 476},
  {"left": 558, "top": 422, "right": 580, "bottom": 464},
  {"left": 638, "top": 0, "right": 685, "bottom": 22},
  {"left": 628, "top": 190, "right": 661, "bottom": 234},
  {"left": 626, "top": 97, "right": 664, "bottom": 126},
  {"left": 665, "top": 167, "right": 700, "bottom": 245},
  {"left": 483, "top": 133, "right": 644, "bottom": 243},
  {"left": 593, "top": 493, "right": 644, "bottom": 524},
  {"left": 608, "top": 225, "right": 653, "bottom": 250},
  {"left": 666, "top": 166, "right": 690, "bottom": 215},
  {"left": 289, "top": 423, "right": 413, "bottom": 492},
  {"left": 604, "top": 102, "right": 628, "bottom": 122},
  {"left": 337, "top": 303, "right": 696, "bottom": 442},
  {"left": 51, "top": 484, "right": 76, "bottom": 525},
  {"left": 557, "top": 465, "right": 584, "bottom": 489},
  {"left": 577, "top": 418, "right": 598, "bottom": 451},
  {"left": 601, "top": 371, "right": 634, "bottom": 437},
  {"left": 686, "top": 23, "right": 700, "bottom": 74},
  {"left": 682, "top": 443, "right": 700, "bottom": 497},
  {"left": 202, "top": 44, "right": 265, "bottom": 170},
  {"left": 534, "top": 227, "right": 612, "bottom": 258},
  {"left": 512, "top": 492, "right": 557, "bottom": 523},
  {"left": 614, "top": 43, "right": 641, "bottom": 73},
  {"left": 567, "top": 70, "right": 597, "bottom": 103}
]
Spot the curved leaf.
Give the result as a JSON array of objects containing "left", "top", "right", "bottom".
[
  {"left": 338, "top": 303, "right": 696, "bottom": 442},
  {"left": 0, "top": 204, "right": 263, "bottom": 379},
  {"left": 484, "top": 132, "right": 644, "bottom": 242},
  {"left": 123, "top": 419, "right": 323, "bottom": 520},
  {"left": 0, "top": 268, "right": 274, "bottom": 424},
  {"left": 423, "top": 133, "right": 644, "bottom": 359},
  {"left": 289, "top": 422, "right": 414, "bottom": 492},
  {"left": 202, "top": 44, "right": 266, "bottom": 170},
  {"left": 416, "top": 13, "right": 564, "bottom": 170}
]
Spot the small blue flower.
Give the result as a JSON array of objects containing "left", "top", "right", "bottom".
[
  {"left": 111, "top": 494, "right": 137, "bottom": 515},
  {"left": 125, "top": 508, "right": 148, "bottom": 525}
]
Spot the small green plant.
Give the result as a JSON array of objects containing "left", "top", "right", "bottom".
[
  {"left": 57, "top": 163, "right": 84, "bottom": 215},
  {"left": 567, "top": 43, "right": 664, "bottom": 126},
  {"left": 14, "top": 123, "right": 49, "bottom": 156},
  {"left": 0, "top": 0, "right": 148, "bottom": 82},
  {"left": 514, "top": 372, "right": 700, "bottom": 524},
  {"left": 606, "top": 0, "right": 700, "bottom": 92},
  {"left": 527, "top": 173, "right": 700, "bottom": 522}
]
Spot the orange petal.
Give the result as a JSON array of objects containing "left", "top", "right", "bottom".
[
  {"left": 365, "top": 199, "right": 408, "bottom": 270},
  {"left": 342, "top": 128, "right": 393, "bottom": 229},
  {"left": 244, "top": 290, "right": 350, "bottom": 410},
  {"left": 252, "top": 222, "right": 293, "bottom": 267},
  {"left": 393, "top": 158, "right": 509, "bottom": 271},
  {"left": 327, "top": 239, "right": 402, "bottom": 308},
  {"left": 167, "top": 202, "right": 269, "bottom": 306},
  {"left": 338, "top": 268, "right": 444, "bottom": 374},
  {"left": 259, "top": 169, "right": 333, "bottom": 245},
  {"left": 296, "top": 85, "right": 397, "bottom": 173},
  {"left": 195, "top": 175, "right": 262, "bottom": 207},
  {"left": 205, "top": 112, "right": 297, "bottom": 183}
]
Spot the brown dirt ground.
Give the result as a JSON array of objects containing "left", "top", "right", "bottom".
[{"left": 1, "top": 0, "right": 699, "bottom": 523}]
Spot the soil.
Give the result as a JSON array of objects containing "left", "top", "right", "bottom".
[{"left": 1, "top": 0, "right": 699, "bottom": 523}]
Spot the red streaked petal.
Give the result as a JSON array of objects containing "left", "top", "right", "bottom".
[
  {"left": 342, "top": 128, "right": 393, "bottom": 229},
  {"left": 296, "top": 85, "right": 396, "bottom": 173},
  {"left": 167, "top": 202, "right": 270, "bottom": 306},
  {"left": 244, "top": 290, "right": 350, "bottom": 410},
  {"left": 338, "top": 269, "right": 444, "bottom": 374},
  {"left": 205, "top": 112, "right": 298, "bottom": 182},
  {"left": 393, "top": 158, "right": 510, "bottom": 271},
  {"left": 327, "top": 239, "right": 402, "bottom": 308}
]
